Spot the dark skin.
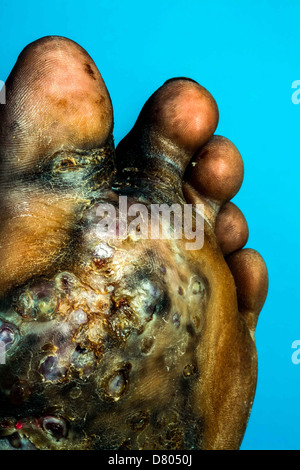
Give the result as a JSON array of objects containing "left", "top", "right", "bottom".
[{"left": 0, "top": 36, "right": 268, "bottom": 450}]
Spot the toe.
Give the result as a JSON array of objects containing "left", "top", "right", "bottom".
[
  {"left": 184, "top": 135, "right": 244, "bottom": 207},
  {"left": 0, "top": 35, "right": 113, "bottom": 176},
  {"left": 115, "top": 78, "right": 218, "bottom": 196},
  {"left": 215, "top": 202, "right": 249, "bottom": 255},
  {"left": 226, "top": 249, "right": 268, "bottom": 334},
  {"left": 140, "top": 77, "right": 219, "bottom": 162},
  {"left": 0, "top": 36, "right": 114, "bottom": 293}
]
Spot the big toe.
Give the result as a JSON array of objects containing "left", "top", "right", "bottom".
[
  {"left": 0, "top": 35, "right": 114, "bottom": 175},
  {"left": 0, "top": 36, "right": 115, "bottom": 293}
]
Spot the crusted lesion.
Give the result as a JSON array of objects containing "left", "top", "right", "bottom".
[{"left": 0, "top": 204, "right": 210, "bottom": 449}]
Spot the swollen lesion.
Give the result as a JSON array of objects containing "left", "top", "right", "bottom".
[{"left": 0, "top": 230, "right": 208, "bottom": 449}]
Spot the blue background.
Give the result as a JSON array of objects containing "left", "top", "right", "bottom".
[{"left": 0, "top": 0, "right": 299, "bottom": 450}]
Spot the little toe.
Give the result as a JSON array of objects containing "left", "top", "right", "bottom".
[{"left": 226, "top": 248, "right": 268, "bottom": 334}]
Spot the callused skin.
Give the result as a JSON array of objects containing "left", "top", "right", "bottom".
[{"left": 0, "top": 36, "right": 268, "bottom": 450}]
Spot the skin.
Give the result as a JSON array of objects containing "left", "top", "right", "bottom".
[{"left": 0, "top": 36, "right": 268, "bottom": 450}]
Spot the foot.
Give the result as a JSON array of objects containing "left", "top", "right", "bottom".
[{"left": 0, "top": 37, "right": 268, "bottom": 450}]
